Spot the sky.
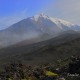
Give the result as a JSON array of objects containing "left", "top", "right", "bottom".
[{"left": 0, "top": 0, "right": 80, "bottom": 30}]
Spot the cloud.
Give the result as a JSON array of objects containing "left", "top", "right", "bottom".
[
  {"left": 0, "top": 10, "right": 28, "bottom": 30},
  {"left": 43, "top": 0, "right": 80, "bottom": 25}
]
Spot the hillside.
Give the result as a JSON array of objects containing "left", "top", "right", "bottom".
[{"left": 0, "top": 32, "right": 80, "bottom": 65}]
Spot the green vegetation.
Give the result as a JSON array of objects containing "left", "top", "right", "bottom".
[{"left": 0, "top": 56, "right": 80, "bottom": 80}]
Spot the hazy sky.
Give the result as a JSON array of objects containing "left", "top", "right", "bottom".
[{"left": 0, "top": 0, "right": 80, "bottom": 30}]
